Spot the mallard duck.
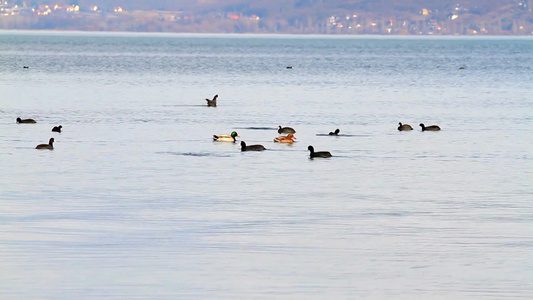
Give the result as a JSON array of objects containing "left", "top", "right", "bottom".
[
  {"left": 278, "top": 125, "right": 296, "bottom": 134},
  {"left": 213, "top": 131, "right": 239, "bottom": 142},
  {"left": 274, "top": 134, "right": 296, "bottom": 143},
  {"left": 36, "top": 138, "right": 54, "bottom": 150},
  {"left": 206, "top": 94, "right": 218, "bottom": 107},
  {"left": 419, "top": 123, "right": 441, "bottom": 131},
  {"left": 329, "top": 129, "right": 340, "bottom": 135},
  {"left": 397, "top": 122, "right": 413, "bottom": 131},
  {"left": 308, "top": 145, "right": 332, "bottom": 158},
  {"left": 52, "top": 125, "right": 62, "bottom": 133},
  {"left": 241, "top": 141, "right": 266, "bottom": 151},
  {"left": 17, "top": 117, "right": 36, "bottom": 124}
]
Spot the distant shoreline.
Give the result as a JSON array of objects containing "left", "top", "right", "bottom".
[{"left": 1, "top": 29, "right": 533, "bottom": 40}]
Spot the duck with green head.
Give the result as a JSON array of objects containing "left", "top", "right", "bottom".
[{"left": 213, "top": 131, "right": 240, "bottom": 142}]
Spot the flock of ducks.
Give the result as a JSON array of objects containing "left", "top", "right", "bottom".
[
  {"left": 16, "top": 117, "right": 62, "bottom": 150},
  {"left": 17, "top": 96, "right": 441, "bottom": 158},
  {"left": 205, "top": 96, "right": 334, "bottom": 157},
  {"left": 213, "top": 121, "right": 439, "bottom": 158},
  {"left": 206, "top": 95, "right": 440, "bottom": 158},
  {"left": 210, "top": 124, "right": 334, "bottom": 158}
]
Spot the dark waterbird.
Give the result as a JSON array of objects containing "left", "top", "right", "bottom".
[
  {"left": 16, "top": 117, "right": 36, "bottom": 124},
  {"left": 278, "top": 125, "right": 296, "bottom": 134},
  {"left": 52, "top": 125, "right": 62, "bottom": 133},
  {"left": 329, "top": 129, "right": 340, "bottom": 135},
  {"left": 419, "top": 123, "right": 441, "bottom": 131},
  {"left": 308, "top": 145, "right": 332, "bottom": 158},
  {"left": 397, "top": 122, "right": 413, "bottom": 131},
  {"left": 36, "top": 138, "right": 54, "bottom": 150},
  {"left": 206, "top": 94, "right": 218, "bottom": 107},
  {"left": 241, "top": 141, "right": 266, "bottom": 151}
]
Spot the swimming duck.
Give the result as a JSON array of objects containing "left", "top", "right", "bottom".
[
  {"left": 397, "top": 122, "right": 413, "bottom": 131},
  {"left": 274, "top": 134, "right": 297, "bottom": 143},
  {"left": 278, "top": 125, "right": 296, "bottom": 134},
  {"left": 419, "top": 123, "right": 441, "bottom": 131},
  {"left": 17, "top": 117, "right": 36, "bottom": 124},
  {"left": 329, "top": 129, "right": 340, "bottom": 135},
  {"left": 52, "top": 125, "right": 62, "bottom": 133},
  {"left": 213, "top": 131, "right": 239, "bottom": 142},
  {"left": 308, "top": 145, "right": 332, "bottom": 158},
  {"left": 206, "top": 94, "right": 218, "bottom": 107},
  {"left": 36, "top": 138, "right": 54, "bottom": 150},
  {"left": 241, "top": 141, "right": 266, "bottom": 151}
]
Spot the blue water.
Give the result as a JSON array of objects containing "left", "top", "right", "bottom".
[{"left": 0, "top": 31, "right": 532, "bottom": 299}]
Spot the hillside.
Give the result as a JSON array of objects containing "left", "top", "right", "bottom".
[
  {"left": 16, "top": 0, "right": 522, "bottom": 15},
  {"left": 1, "top": 0, "right": 532, "bottom": 34}
]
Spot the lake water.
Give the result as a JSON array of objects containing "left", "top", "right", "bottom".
[{"left": 0, "top": 31, "right": 532, "bottom": 299}]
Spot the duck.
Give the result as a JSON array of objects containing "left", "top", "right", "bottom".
[
  {"left": 213, "top": 131, "right": 239, "bottom": 142},
  {"left": 52, "top": 125, "right": 62, "bottom": 133},
  {"left": 419, "top": 123, "right": 441, "bottom": 131},
  {"left": 329, "top": 129, "right": 340, "bottom": 135},
  {"left": 36, "top": 138, "right": 54, "bottom": 150},
  {"left": 16, "top": 117, "right": 36, "bottom": 124},
  {"left": 308, "top": 145, "right": 332, "bottom": 158},
  {"left": 397, "top": 122, "right": 413, "bottom": 131},
  {"left": 274, "top": 134, "right": 297, "bottom": 143},
  {"left": 206, "top": 94, "right": 218, "bottom": 107},
  {"left": 278, "top": 125, "right": 296, "bottom": 134},
  {"left": 241, "top": 141, "right": 266, "bottom": 151}
]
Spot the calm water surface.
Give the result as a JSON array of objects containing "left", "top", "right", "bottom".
[{"left": 0, "top": 32, "right": 532, "bottom": 299}]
